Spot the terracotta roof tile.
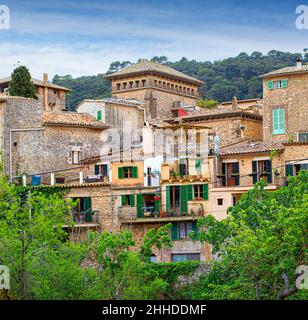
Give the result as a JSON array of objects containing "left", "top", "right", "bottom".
[
  {"left": 220, "top": 140, "right": 284, "bottom": 156},
  {"left": 259, "top": 64, "right": 308, "bottom": 78},
  {"left": 0, "top": 76, "right": 70, "bottom": 91},
  {"left": 41, "top": 111, "right": 108, "bottom": 129},
  {"left": 105, "top": 59, "right": 204, "bottom": 85}
]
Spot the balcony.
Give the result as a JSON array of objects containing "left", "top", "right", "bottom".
[
  {"left": 118, "top": 205, "right": 204, "bottom": 223},
  {"left": 161, "top": 159, "right": 210, "bottom": 183},
  {"left": 64, "top": 209, "right": 100, "bottom": 228}
]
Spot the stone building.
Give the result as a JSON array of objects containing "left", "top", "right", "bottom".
[
  {"left": 0, "top": 73, "right": 70, "bottom": 111},
  {"left": 105, "top": 59, "right": 204, "bottom": 119},
  {"left": 0, "top": 96, "right": 108, "bottom": 179},
  {"left": 260, "top": 58, "right": 308, "bottom": 142}
]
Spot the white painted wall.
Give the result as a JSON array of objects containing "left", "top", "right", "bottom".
[{"left": 144, "top": 155, "right": 163, "bottom": 187}]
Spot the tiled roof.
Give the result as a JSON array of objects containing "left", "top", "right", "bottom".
[
  {"left": 259, "top": 64, "right": 308, "bottom": 78},
  {"left": 41, "top": 111, "right": 108, "bottom": 129},
  {"left": 105, "top": 59, "right": 204, "bottom": 85},
  {"left": 0, "top": 76, "right": 70, "bottom": 91},
  {"left": 220, "top": 140, "right": 284, "bottom": 156},
  {"left": 76, "top": 97, "right": 145, "bottom": 110},
  {"left": 168, "top": 108, "right": 262, "bottom": 122}
]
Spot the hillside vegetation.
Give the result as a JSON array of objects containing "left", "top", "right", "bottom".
[{"left": 52, "top": 50, "right": 305, "bottom": 110}]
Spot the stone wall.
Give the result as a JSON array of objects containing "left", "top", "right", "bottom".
[{"left": 263, "top": 73, "right": 308, "bottom": 141}]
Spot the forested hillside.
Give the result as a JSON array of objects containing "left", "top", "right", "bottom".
[{"left": 53, "top": 50, "right": 306, "bottom": 110}]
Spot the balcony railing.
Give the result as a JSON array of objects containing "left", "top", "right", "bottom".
[{"left": 69, "top": 208, "right": 99, "bottom": 224}]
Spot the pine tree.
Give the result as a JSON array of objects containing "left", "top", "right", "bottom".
[{"left": 9, "top": 66, "right": 37, "bottom": 99}]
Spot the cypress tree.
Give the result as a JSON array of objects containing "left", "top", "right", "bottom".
[{"left": 9, "top": 66, "right": 37, "bottom": 99}]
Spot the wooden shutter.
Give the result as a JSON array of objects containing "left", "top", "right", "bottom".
[
  {"left": 166, "top": 186, "right": 171, "bottom": 211},
  {"left": 268, "top": 81, "right": 273, "bottom": 90},
  {"left": 221, "top": 163, "right": 226, "bottom": 186},
  {"left": 180, "top": 185, "right": 188, "bottom": 215},
  {"left": 273, "top": 108, "right": 285, "bottom": 135},
  {"left": 285, "top": 164, "right": 294, "bottom": 176},
  {"left": 132, "top": 166, "right": 138, "bottom": 178},
  {"left": 94, "top": 165, "right": 100, "bottom": 175},
  {"left": 233, "top": 162, "right": 240, "bottom": 186},
  {"left": 129, "top": 194, "right": 135, "bottom": 207},
  {"left": 252, "top": 161, "right": 258, "bottom": 184},
  {"left": 187, "top": 185, "right": 193, "bottom": 201},
  {"left": 265, "top": 160, "right": 272, "bottom": 183},
  {"left": 191, "top": 221, "right": 198, "bottom": 239},
  {"left": 202, "top": 184, "right": 209, "bottom": 200},
  {"left": 136, "top": 194, "right": 144, "bottom": 217},
  {"left": 154, "top": 199, "right": 161, "bottom": 213},
  {"left": 97, "top": 110, "right": 102, "bottom": 121},
  {"left": 282, "top": 79, "right": 288, "bottom": 88},
  {"left": 121, "top": 195, "right": 126, "bottom": 206},
  {"left": 118, "top": 167, "right": 124, "bottom": 179},
  {"left": 171, "top": 223, "right": 179, "bottom": 240}
]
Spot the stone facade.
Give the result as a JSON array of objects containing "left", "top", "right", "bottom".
[
  {"left": 262, "top": 71, "right": 308, "bottom": 142},
  {"left": 0, "top": 97, "right": 106, "bottom": 178}
]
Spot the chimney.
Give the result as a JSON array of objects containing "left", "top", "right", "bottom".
[
  {"left": 43, "top": 73, "right": 48, "bottom": 109},
  {"left": 43, "top": 73, "right": 48, "bottom": 84},
  {"left": 296, "top": 58, "right": 302, "bottom": 68},
  {"left": 232, "top": 96, "right": 238, "bottom": 111}
]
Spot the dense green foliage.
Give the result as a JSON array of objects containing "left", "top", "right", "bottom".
[
  {"left": 191, "top": 171, "right": 308, "bottom": 300},
  {"left": 53, "top": 50, "right": 306, "bottom": 110},
  {"left": 9, "top": 66, "right": 37, "bottom": 99}
]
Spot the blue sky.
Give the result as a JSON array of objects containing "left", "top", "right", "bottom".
[{"left": 0, "top": 0, "right": 306, "bottom": 79}]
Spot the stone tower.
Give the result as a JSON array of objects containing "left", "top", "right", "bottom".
[{"left": 105, "top": 59, "right": 204, "bottom": 119}]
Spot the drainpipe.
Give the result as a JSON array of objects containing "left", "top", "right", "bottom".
[{"left": 9, "top": 128, "right": 44, "bottom": 181}]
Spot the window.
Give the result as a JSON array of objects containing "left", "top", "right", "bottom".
[
  {"left": 272, "top": 108, "right": 285, "bottom": 135},
  {"left": 123, "top": 82, "right": 127, "bottom": 89},
  {"left": 179, "top": 159, "right": 188, "bottom": 175},
  {"left": 171, "top": 253, "right": 200, "bottom": 262},
  {"left": 252, "top": 160, "right": 272, "bottom": 184},
  {"left": 195, "top": 159, "right": 202, "bottom": 174},
  {"left": 171, "top": 221, "right": 198, "bottom": 240},
  {"left": 142, "top": 79, "right": 146, "bottom": 87},
  {"left": 286, "top": 163, "right": 308, "bottom": 176},
  {"left": 97, "top": 110, "right": 102, "bottom": 121},
  {"left": 71, "top": 151, "right": 81, "bottom": 164},
  {"left": 94, "top": 164, "right": 108, "bottom": 176},
  {"left": 129, "top": 81, "right": 133, "bottom": 89},
  {"left": 118, "top": 166, "right": 138, "bottom": 179},
  {"left": 298, "top": 132, "right": 308, "bottom": 142},
  {"left": 121, "top": 194, "right": 134, "bottom": 206},
  {"left": 217, "top": 198, "right": 224, "bottom": 206},
  {"left": 268, "top": 79, "right": 287, "bottom": 90},
  {"left": 71, "top": 197, "right": 93, "bottom": 223},
  {"left": 221, "top": 162, "right": 239, "bottom": 186},
  {"left": 117, "top": 83, "right": 121, "bottom": 90},
  {"left": 135, "top": 80, "right": 139, "bottom": 88}
]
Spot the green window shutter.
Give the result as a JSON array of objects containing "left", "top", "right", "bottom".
[
  {"left": 268, "top": 81, "right": 273, "bottom": 90},
  {"left": 233, "top": 162, "right": 240, "bottom": 186},
  {"left": 180, "top": 185, "right": 188, "bottom": 215},
  {"left": 84, "top": 197, "right": 92, "bottom": 211},
  {"left": 129, "top": 194, "right": 135, "bottom": 207},
  {"left": 191, "top": 221, "right": 199, "bottom": 240},
  {"left": 97, "top": 110, "right": 102, "bottom": 121},
  {"left": 118, "top": 167, "right": 124, "bottom": 179},
  {"left": 265, "top": 160, "right": 272, "bottom": 184},
  {"left": 154, "top": 199, "right": 161, "bottom": 213},
  {"left": 273, "top": 109, "right": 285, "bottom": 135},
  {"left": 132, "top": 166, "right": 138, "bottom": 178},
  {"left": 252, "top": 161, "right": 258, "bottom": 184},
  {"left": 136, "top": 194, "right": 144, "bottom": 217},
  {"left": 171, "top": 223, "right": 179, "bottom": 240},
  {"left": 166, "top": 186, "right": 171, "bottom": 211},
  {"left": 286, "top": 164, "right": 294, "bottom": 176},
  {"left": 121, "top": 195, "right": 126, "bottom": 206},
  {"left": 282, "top": 79, "right": 288, "bottom": 88},
  {"left": 221, "top": 163, "right": 226, "bottom": 186},
  {"left": 195, "top": 159, "right": 201, "bottom": 170},
  {"left": 202, "top": 184, "right": 209, "bottom": 200},
  {"left": 94, "top": 165, "right": 100, "bottom": 175},
  {"left": 187, "top": 185, "right": 193, "bottom": 201}
]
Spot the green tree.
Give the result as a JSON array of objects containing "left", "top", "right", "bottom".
[
  {"left": 9, "top": 66, "right": 37, "bottom": 99},
  {"left": 196, "top": 172, "right": 308, "bottom": 300},
  {"left": 197, "top": 98, "right": 218, "bottom": 109}
]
